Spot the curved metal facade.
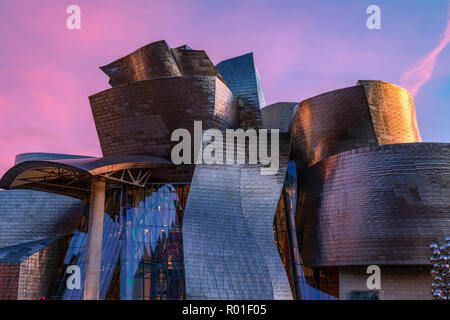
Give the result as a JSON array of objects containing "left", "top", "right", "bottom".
[
  {"left": 296, "top": 143, "right": 450, "bottom": 267},
  {"left": 216, "top": 53, "right": 265, "bottom": 129},
  {"left": 291, "top": 85, "right": 377, "bottom": 166},
  {"left": 0, "top": 37, "right": 446, "bottom": 301},
  {"left": 14, "top": 153, "right": 93, "bottom": 165},
  {"left": 0, "top": 190, "right": 85, "bottom": 248},
  {"left": 216, "top": 53, "right": 266, "bottom": 111},
  {"left": 100, "top": 40, "right": 182, "bottom": 87},
  {"left": 100, "top": 41, "right": 224, "bottom": 87},
  {"left": 261, "top": 102, "right": 297, "bottom": 133},
  {"left": 183, "top": 134, "right": 292, "bottom": 299},
  {"left": 358, "top": 80, "right": 422, "bottom": 144},
  {"left": 291, "top": 81, "right": 421, "bottom": 166},
  {"left": 171, "top": 46, "right": 224, "bottom": 80},
  {"left": 90, "top": 76, "right": 239, "bottom": 158}
]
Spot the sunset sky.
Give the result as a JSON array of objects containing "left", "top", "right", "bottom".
[{"left": 0, "top": 0, "right": 449, "bottom": 177}]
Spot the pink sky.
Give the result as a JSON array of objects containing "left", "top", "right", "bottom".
[
  {"left": 401, "top": 5, "right": 450, "bottom": 94},
  {"left": 0, "top": 0, "right": 449, "bottom": 178}
]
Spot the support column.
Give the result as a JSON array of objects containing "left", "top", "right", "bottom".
[{"left": 84, "top": 178, "right": 106, "bottom": 300}]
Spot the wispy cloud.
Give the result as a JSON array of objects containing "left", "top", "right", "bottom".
[{"left": 401, "top": 4, "right": 450, "bottom": 95}]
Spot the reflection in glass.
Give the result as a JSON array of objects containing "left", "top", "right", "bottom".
[
  {"left": 274, "top": 161, "right": 338, "bottom": 300},
  {"left": 120, "top": 184, "right": 185, "bottom": 300},
  {"left": 54, "top": 214, "right": 121, "bottom": 300}
]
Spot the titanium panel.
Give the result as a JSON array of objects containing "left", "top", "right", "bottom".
[
  {"left": 261, "top": 102, "right": 297, "bottom": 133},
  {"left": 291, "top": 85, "right": 378, "bottom": 166},
  {"left": 89, "top": 76, "right": 239, "bottom": 158},
  {"left": 182, "top": 133, "right": 292, "bottom": 299},
  {"left": 216, "top": 53, "right": 265, "bottom": 129},
  {"left": 357, "top": 80, "right": 422, "bottom": 144},
  {"left": 100, "top": 40, "right": 181, "bottom": 87},
  {"left": 296, "top": 143, "right": 450, "bottom": 267},
  {"left": 0, "top": 190, "right": 85, "bottom": 248},
  {"left": 291, "top": 81, "right": 422, "bottom": 166},
  {"left": 0, "top": 237, "right": 69, "bottom": 300}
]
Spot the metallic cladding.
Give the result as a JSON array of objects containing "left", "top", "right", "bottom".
[
  {"left": 89, "top": 76, "right": 239, "bottom": 158},
  {"left": 296, "top": 143, "right": 450, "bottom": 267},
  {"left": 0, "top": 190, "right": 85, "bottom": 248},
  {"left": 216, "top": 53, "right": 266, "bottom": 110},
  {"left": 261, "top": 102, "right": 297, "bottom": 133},
  {"left": 182, "top": 133, "right": 293, "bottom": 299},
  {"left": 216, "top": 53, "right": 265, "bottom": 129},
  {"left": 357, "top": 80, "right": 422, "bottom": 144},
  {"left": 0, "top": 35, "right": 444, "bottom": 301},
  {"left": 100, "top": 40, "right": 182, "bottom": 87},
  {"left": 291, "top": 81, "right": 422, "bottom": 166},
  {"left": 291, "top": 85, "right": 378, "bottom": 166},
  {"left": 14, "top": 153, "right": 93, "bottom": 165}
]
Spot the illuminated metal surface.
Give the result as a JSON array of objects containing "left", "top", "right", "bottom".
[
  {"left": 0, "top": 190, "right": 85, "bottom": 248},
  {"left": 14, "top": 153, "right": 93, "bottom": 165},
  {"left": 0, "top": 237, "right": 69, "bottom": 300},
  {"left": 0, "top": 155, "right": 172, "bottom": 200},
  {"left": 100, "top": 40, "right": 182, "bottom": 87},
  {"left": 100, "top": 41, "right": 224, "bottom": 87},
  {"left": 91, "top": 40, "right": 240, "bottom": 158},
  {"left": 291, "top": 81, "right": 422, "bottom": 166},
  {"left": 171, "top": 45, "right": 224, "bottom": 80},
  {"left": 216, "top": 53, "right": 265, "bottom": 128},
  {"left": 0, "top": 36, "right": 443, "bottom": 301},
  {"left": 216, "top": 53, "right": 266, "bottom": 110},
  {"left": 90, "top": 77, "right": 239, "bottom": 158},
  {"left": 261, "top": 102, "right": 297, "bottom": 133},
  {"left": 296, "top": 143, "right": 450, "bottom": 267},
  {"left": 183, "top": 133, "right": 292, "bottom": 299},
  {"left": 357, "top": 80, "right": 422, "bottom": 144}
]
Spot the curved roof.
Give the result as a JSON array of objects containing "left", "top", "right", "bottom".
[
  {"left": 100, "top": 40, "right": 224, "bottom": 87},
  {"left": 14, "top": 153, "right": 93, "bottom": 165},
  {"left": 0, "top": 155, "right": 172, "bottom": 201}
]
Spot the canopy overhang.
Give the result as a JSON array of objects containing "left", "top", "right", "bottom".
[{"left": 0, "top": 155, "right": 173, "bottom": 201}]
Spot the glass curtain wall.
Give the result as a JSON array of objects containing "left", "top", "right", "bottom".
[
  {"left": 52, "top": 188, "right": 122, "bottom": 299},
  {"left": 51, "top": 184, "right": 189, "bottom": 300},
  {"left": 120, "top": 184, "right": 187, "bottom": 300}
]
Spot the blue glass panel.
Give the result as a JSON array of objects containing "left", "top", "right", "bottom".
[
  {"left": 55, "top": 214, "right": 121, "bottom": 300},
  {"left": 120, "top": 184, "right": 184, "bottom": 300}
]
